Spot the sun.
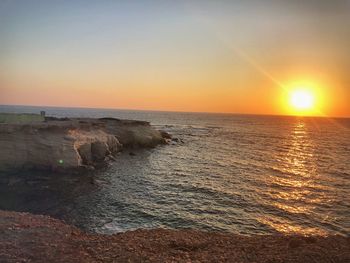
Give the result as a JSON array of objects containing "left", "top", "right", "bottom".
[
  {"left": 290, "top": 89, "right": 315, "bottom": 110},
  {"left": 281, "top": 81, "right": 325, "bottom": 116}
]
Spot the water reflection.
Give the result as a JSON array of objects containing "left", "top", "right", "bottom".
[
  {"left": 1, "top": 112, "right": 347, "bottom": 235},
  {"left": 258, "top": 119, "right": 328, "bottom": 235}
]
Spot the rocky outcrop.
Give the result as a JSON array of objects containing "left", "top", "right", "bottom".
[
  {"left": 68, "top": 128, "right": 121, "bottom": 166},
  {"left": 1, "top": 210, "right": 349, "bottom": 263},
  {"left": 0, "top": 117, "right": 168, "bottom": 172},
  {"left": 98, "top": 118, "right": 166, "bottom": 148},
  {"left": 0, "top": 121, "right": 120, "bottom": 172}
]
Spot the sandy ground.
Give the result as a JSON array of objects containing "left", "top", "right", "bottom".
[{"left": 0, "top": 210, "right": 349, "bottom": 263}]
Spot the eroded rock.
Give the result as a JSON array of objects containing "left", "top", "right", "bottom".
[
  {"left": 0, "top": 121, "right": 120, "bottom": 172},
  {"left": 91, "top": 141, "right": 108, "bottom": 161},
  {"left": 98, "top": 118, "right": 167, "bottom": 148},
  {"left": 0, "top": 117, "right": 167, "bottom": 172},
  {"left": 77, "top": 143, "right": 92, "bottom": 165}
]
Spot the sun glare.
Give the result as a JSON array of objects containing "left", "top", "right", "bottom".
[
  {"left": 281, "top": 83, "right": 324, "bottom": 116},
  {"left": 290, "top": 90, "right": 315, "bottom": 110}
]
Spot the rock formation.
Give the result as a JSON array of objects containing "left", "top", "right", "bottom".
[
  {"left": 0, "top": 117, "right": 167, "bottom": 172},
  {"left": 99, "top": 117, "right": 166, "bottom": 148}
]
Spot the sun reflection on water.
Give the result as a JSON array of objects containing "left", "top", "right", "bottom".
[{"left": 258, "top": 119, "right": 329, "bottom": 235}]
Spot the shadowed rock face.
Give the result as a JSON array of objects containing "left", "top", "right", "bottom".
[
  {"left": 98, "top": 118, "right": 166, "bottom": 148},
  {"left": 0, "top": 117, "right": 167, "bottom": 172}
]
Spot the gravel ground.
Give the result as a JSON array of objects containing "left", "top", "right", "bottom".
[{"left": 0, "top": 210, "right": 349, "bottom": 263}]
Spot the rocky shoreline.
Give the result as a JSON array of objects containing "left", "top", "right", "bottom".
[
  {"left": 1, "top": 116, "right": 349, "bottom": 262},
  {"left": 0, "top": 117, "right": 170, "bottom": 172},
  {"left": 1, "top": 210, "right": 349, "bottom": 263}
]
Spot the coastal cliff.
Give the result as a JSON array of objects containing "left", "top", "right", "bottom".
[
  {"left": 0, "top": 117, "right": 167, "bottom": 172},
  {"left": 1, "top": 210, "right": 348, "bottom": 263}
]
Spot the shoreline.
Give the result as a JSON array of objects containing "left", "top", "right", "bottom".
[
  {"left": 1, "top": 114, "right": 349, "bottom": 262},
  {"left": 1, "top": 210, "right": 348, "bottom": 263}
]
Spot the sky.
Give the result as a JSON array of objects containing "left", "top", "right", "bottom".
[{"left": 1, "top": 0, "right": 350, "bottom": 117}]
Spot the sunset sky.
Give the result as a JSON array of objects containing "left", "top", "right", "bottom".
[{"left": 1, "top": 0, "right": 349, "bottom": 117}]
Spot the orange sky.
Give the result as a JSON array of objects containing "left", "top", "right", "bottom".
[{"left": 1, "top": 1, "right": 349, "bottom": 117}]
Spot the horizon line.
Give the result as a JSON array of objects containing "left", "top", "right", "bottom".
[{"left": 0, "top": 103, "right": 349, "bottom": 119}]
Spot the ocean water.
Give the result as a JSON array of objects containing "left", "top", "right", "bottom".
[{"left": 0, "top": 105, "right": 349, "bottom": 236}]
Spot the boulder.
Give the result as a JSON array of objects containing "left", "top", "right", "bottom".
[
  {"left": 77, "top": 143, "right": 92, "bottom": 165},
  {"left": 91, "top": 141, "right": 108, "bottom": 162},
  {"left": 160, "top": 130, "right": 172, "bottom": 139}
]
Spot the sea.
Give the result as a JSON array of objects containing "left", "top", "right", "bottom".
[{"left": 0, "top": 105, "right": 349, "bottom": 236}]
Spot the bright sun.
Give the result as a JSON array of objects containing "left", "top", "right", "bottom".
[
  {"left": 289, "top": 89, "right": 315, "bottom": 111},
  {"left": 283, "top": 82, "right": 324, "bottom": 116}
]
